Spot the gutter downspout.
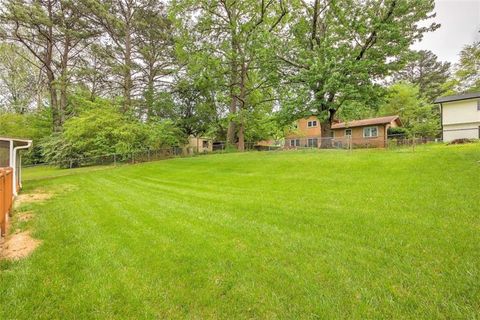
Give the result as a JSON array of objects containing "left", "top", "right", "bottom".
[
  {"left": 12, "top": 141, "right": 32, "bottom": 196},
  {"left": 440, "top": 103, "right": 443, "bottom": 141}
]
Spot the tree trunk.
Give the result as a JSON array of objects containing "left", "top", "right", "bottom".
[
  {"left": 227, "top": 55, "right": 238, "bottom": 146},
  {"left": 237, "top": 60, "right": 247, "bottom": 152},
  {"left": 237, "top": 124, "right": 245, "bottom": 151},
  {"left": 123, "top": 24, "right": 133, "bottom": 113},
  {"left": 227, "top": 8, "right": 239, "bottom": 147},
  {"left": 145, "top": 63, "right": 155, "bottom": 120},
  {"left": 320, "top": 109, "right": 336, "bottom": 148},
  {"left": 46, "top": 0, "right": 62, "bottom": 132},
  {"left": 36, "top": 69, "right": 44, "bottom": 110},
  {"left": 59, "top": 36, "right": 70, "bottom": 124},
  {"left": 47, "top": 71, "right": 61, "bottom": 132}
]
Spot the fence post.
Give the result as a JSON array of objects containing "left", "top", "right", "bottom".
[
  {"left": 114, "top": 154, "right": 117, "bottom": 166},
  {"left": 1, "top": 169, "right": 5, "bottom": 237}
]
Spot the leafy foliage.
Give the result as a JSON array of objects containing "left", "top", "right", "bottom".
[
  {"left": 394, "top": 50, "right": 451, "bottom": 101},
  {"left": 277, "top": 0, "right": 438, "bottom": 130},
  {"left": 0, "top": 43, "right": 44, "bottom": 113},
  {"left": 0, "top": 110, "right": 51, "bottom": 164},
  {"left": 42, "top": 107, "right": 181, "bottom": 167},
  {"left": 453, "top": 41, "right": 480, "bottom": 93},
  {"left": 0, "top": 0, "right": 467, "bottom": 159},
  {"left": 379, "top": 83, "right": 440, "bottom": 138},
  {"left": 172, "top": 0, "right": 288, "bottom": 149}
]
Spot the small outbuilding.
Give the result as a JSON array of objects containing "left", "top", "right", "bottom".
[
  {"left": 186, "top": 136, "right": 213, "bottom": 154},
  {"left": 0, "top": 137, "right": 32, "bottom": 196}
]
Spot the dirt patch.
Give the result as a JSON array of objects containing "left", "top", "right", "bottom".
[
  {"left": 0, "top": 231, "right": 41, "bottom": 260},
  {"left": 15, "top": 192, "right": 53, "bottom": 207},
  {"left": 14, "top": 184, "right": 77, "bottom": 208},
  {"left": 17, "top": 211, "right": 35, "bottom": 222},
  {"left": 448, "top": 138, "right": 475, "bottom": 145}
]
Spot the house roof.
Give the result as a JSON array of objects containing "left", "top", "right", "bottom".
[
  {"left": 434, "top": 92, "right": 480, "bottom": 104},
  {"left": 331, "top": 116, "right": 400, "bottom": 129}
]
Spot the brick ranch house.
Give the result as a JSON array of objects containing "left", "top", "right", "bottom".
[
  {"left": 331, "top": 115, "right": 402, "bottom": 148},
  {"left": 285, "top": 115, "right": 401, "bottom": 148}
]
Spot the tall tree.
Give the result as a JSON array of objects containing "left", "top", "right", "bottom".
[
  {"left": 135, "top": 0, "right": 175, "bottom": 120},
  {"left": 276, "top": 0, "right": 438, "bottom": 139},
  {"left": 170, "top": 79, "right": 217, "bottom": 139},
  {"left": 379, "top": 82, "right": 439, "bottom": 138},
  {"left": 1, "top": 0, "right": 97, "bottom": 130},
  {"left": 394, "top": 50, "right": 451, "bottom": 101},
  {"left": 75, "top": 45, "right": 111, "bottom": 101},
  {"left": 453, "top": 41, "right": 480, "bottom": 93},
  {"left": 173, "top": 0, "right": 288, "bottom": 151},
  {"left": 0, "top": 42, "right": 45, "bottom": 113},
  {"left": 84, "top": 0, "right": 145, "bottom": 113}
]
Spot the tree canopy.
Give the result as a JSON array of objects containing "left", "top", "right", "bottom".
[
  {"left": 0, "top": 0, "right": 471, "bottom": 160},
  {"left": 453, "top": 41, "right": 480, "bottom": 94}
]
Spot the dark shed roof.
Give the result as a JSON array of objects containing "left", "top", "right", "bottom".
[{"left": 434, "top": 92, "right": 480, "bottom": 104}]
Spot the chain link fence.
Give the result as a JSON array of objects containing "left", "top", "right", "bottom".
[
  {"left": 25, "top": 147, "right": 185, "bottom": 169},
  {"left": 23, "top": 132, "right": 479, "bottom": 170},
  {"left": 284, "top": 135, "right": 444, "bottom": 150}
]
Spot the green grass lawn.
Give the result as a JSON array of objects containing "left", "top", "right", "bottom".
[{"left": 1, "top": 144, "right": 480, "bottom": 319}]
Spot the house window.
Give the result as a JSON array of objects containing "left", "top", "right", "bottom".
[
  {"left": 307, "top": 120, "right": 318, "bottom": 128},
  {"left": 345, "top": 129, "right": 352, "bottom": 136},
  {"left": 363, "top": 126, "right": 378, "bottom": 138},
  {"left": 307, "top": 138, "right": 318, "bottom": 147},
  {"left": 202, "top": 140, "right": 209, "bottom": 148},
  {"left": 290, "top": 139, "right": 300, "bottom": 147}
]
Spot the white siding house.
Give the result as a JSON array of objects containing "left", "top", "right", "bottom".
[
  {"left": 0, "top": 137, "right": 32, "bottom": 196},
  {"left": 435, "top": 93, "right": 480, "bottom": 142}
]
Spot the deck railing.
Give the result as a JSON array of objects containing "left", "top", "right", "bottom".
[{"left": 0, "top": 167, "right": 13, "bottom": 237}]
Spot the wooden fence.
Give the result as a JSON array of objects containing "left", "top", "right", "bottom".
[{"left": 0, "top": 167, "right": 13, "bottom": 237}]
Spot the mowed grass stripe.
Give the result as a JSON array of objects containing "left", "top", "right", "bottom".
[{"left": 1, "top": 143, "right": 479, "bottom": 319}]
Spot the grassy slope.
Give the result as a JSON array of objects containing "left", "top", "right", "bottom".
[{"left": 1, "top": 144, "right": 479, "bottom": 319}]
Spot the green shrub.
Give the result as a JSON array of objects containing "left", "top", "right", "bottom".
[
  {"left": 0, "top": 110, "right": 52, "bottom": 164},
  {"left": 387, "top": 127, "right": 408, "bottom": 137},
  {"left": 42, "top": 108, "right": 181, "bottom": 167}
]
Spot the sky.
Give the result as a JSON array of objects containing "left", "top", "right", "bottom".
[{"left": 412, "top": 0, "right": 480, "bottom": 64}]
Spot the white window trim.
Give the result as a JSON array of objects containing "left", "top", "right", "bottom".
[
  {"left": 307, "top": 120, "right": 318, "bottom": 128},
  {"left": 363, "top": 126, "right": 379, "bottom": 138}
]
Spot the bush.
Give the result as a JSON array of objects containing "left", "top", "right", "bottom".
[
  {"left": 42, "top": 108, "right": 181, "bottom": 167},
  {"left": 387, "top": 127, "right": 408, "bottom": 138},
  {"left": 0, "top": 110, "right": 52, "bottom": 164}
]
